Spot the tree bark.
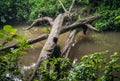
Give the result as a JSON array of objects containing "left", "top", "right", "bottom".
[{"left": 29, "top": 14, "right": 65, "bottom": 81}]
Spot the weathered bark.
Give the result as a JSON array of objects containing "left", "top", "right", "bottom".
[
  {"left": 25, "top": 17, "right": 54, "bottom": 30},
  {"left": 62, "top": 29, "right": 79, "bottom": 58},
  {"left": 29, "top": 14, "right": 65, "bottom": 81},
  {"left": 0, "top": 16, "right": 99, "bottom": 51}
]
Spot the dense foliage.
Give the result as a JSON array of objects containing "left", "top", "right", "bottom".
[
  {"left": 0, "top": 25, "right": 30, "bottom": 81},
  {"left": 88, "top": 0, "right": 120, "bottom": 31},
  {"left": 0, "top": 0, "right": 29, "bottom": 25},
  {"left": 0, "top": 0, "right": 80, "bottom": 25},
  {"left": 35, "top": 51, "right": 120, "bottom": 81},
  {"left": 0, "top": 0, "right": 119, "bottom": 31}
]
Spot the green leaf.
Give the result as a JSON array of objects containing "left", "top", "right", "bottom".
[
  {"left": 3, "top": 25, "right": 17, "bottom": 34},
  {"left": 3, "top": 25, "right": 12, "bottom": 32},
  {"left": 6, "top": 36, "right": 13, "bottom": 41},
  {"left": 0, "top": 33, "right": 4, "bottom": 38}
]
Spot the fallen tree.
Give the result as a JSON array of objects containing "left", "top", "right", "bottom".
[
  {"left": 0, "top": 16, "right": 100, "bottom": 51},
  {"left": 28, "top": 0, "right": 101, "bottom": 80},
  {"left": 0, "top": 0, "right": 101, "bottom": 81},
  {"left": 0, "top": 15, "right": 100, "bottom": 51},
  {"left": 29, "top": 13, "right": 65, "bottom": 81}
]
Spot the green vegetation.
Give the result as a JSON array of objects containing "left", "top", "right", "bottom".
[
  {"left": 34, "top": 51, "right": 120, "bottom": 81},
  {"left": 0, "top": 0, "right": 120, "bottom": 81},
  {"left": 0, "top": 0, "right": 119, "bottom": 31},
  {"left": 88, "top": 0, "right": 120, "bottom": 31},
  {"left": 0, "top": 0, "right": 29, "bottom": 24},
  {"left": 0, "top": 25, "right": 30, "bottom": 81}
]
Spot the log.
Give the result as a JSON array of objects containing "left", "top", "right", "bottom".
[
  {"left": 0, "top": 34, "right": 47, "bottom": 51},
  {"left": 25, "top": 17, "right": 54, "bottom": 30},
  {"left": 29, "top": 14, "right": 65, "bottom": 81},
  {"left": 62, "top": 29, "right": 79, "bottom": 58},
  {"left": 60, "top": 15, "right": 100, "bottom": 34},
  {"left": 0, "top": 16, "right": 100, "bottom": 51}
]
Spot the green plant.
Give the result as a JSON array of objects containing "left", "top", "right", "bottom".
[
  {"left": 67, "top": 51, "right": 120, "bottom": 81},
  {"left": 92, "top": 9, "right": 120, "bottom": 31},
  {"left": 35, "top": 57, "right": 71, "bottom": 81},
  {"left": 0, "top": 25, "right": 30, "bottom": 81},
  {"left": 0, "top": 0, "right": 29, "bottom": 24},
  {"left": 35, "top": 51, "right": 120, "bottom": 81}
]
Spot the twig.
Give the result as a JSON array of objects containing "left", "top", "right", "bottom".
[
  {"left": 69, "top": 0, "right": 75, "bottom": 12},
  {"left": 58, "top": 0, "right": 68, "bottom": 13}
]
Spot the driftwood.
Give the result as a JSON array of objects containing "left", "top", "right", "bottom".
[
  {"left": 0, "top": 16, "right": 100, "bottom": 51},
  {"left": 25, "top": 17, "right": 54, "bottom": 30},
  {"left": 29, "top": 14, "right": 65, "bottom": 81},
  {"left": 62, "top": 29, "right": 79, "bottom": 58}
]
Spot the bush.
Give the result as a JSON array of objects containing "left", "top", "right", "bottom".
[
  {"left": 0, "top": 25, "right": 30, "bottom": 81},
  {"left": 0, "top": 0, "right": 29, "bottom": 25},
  {"left": 87, "top": 0, "right": 120, "bottom": 31},
  {"left": 35, "top": 51, "right": 120, "bottom": 81},
  {"left": 92, "top": 9, "right": 120, "bottom": 31}
]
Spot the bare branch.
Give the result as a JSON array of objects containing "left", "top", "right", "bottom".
[
  {"left": 25, "top": 17, "right": 54, "bottom": 30},
  {"left": 69, "top": 0, "right": 75, "bottom": 12},
  {"left": 58, "top": 0, "right": 68, "bottom": 13},
  {"left": 85, "top": 24, "right": 98, "bottom": 31}
]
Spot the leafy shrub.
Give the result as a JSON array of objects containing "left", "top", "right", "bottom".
[
  {"left": 0, "top": 25, "right": 30, "bottom": 81},
  {"left": 28, "top": 0, "right": 73, "bottom": 22},
  {"left": 67, "top": 51, "right": 120, "bottom": 81},
  {"left": 92, "top": 9, "right": 120, "bottom": 31},
  {"left": 0, "top": 0, "right": 29, "bottom": 24},
  {"left": 35, "top": 51, "right": 120, "bottom": 81}
]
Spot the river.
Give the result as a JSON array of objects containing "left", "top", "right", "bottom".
[
  {"left": 11, "top": 24, "right": 120, "bottom": 78},
  {"left": 12, "top": 24, "right": 120, "bottom": 64}
]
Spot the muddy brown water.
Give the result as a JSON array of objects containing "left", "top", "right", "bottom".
[{"left": 11, "top": 24, "right": 120, "bottom": 67}]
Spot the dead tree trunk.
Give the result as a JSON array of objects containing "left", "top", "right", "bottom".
[
  {"left": 62, "top": 29, "right": 79, "bottom": 58},
  {"left": 29, "top": 14, "right": 65, "bottom": 81}
]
